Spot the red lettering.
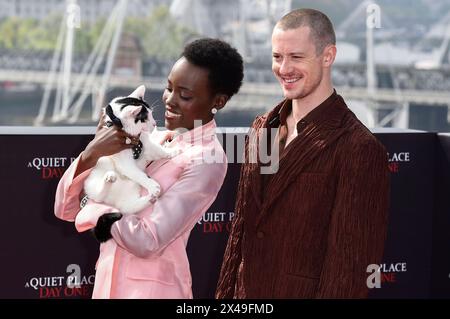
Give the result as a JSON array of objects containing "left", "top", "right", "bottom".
[
  {"left": 381, "top": 273, "right": 396, "bottom": 283},
  {"left": 388, "top": 162, "right": 399, "bottom": 173},
  {"left": 64, "top": 285, "right": 91, "bottom": 298},
  {"left": 64, "top": 287, "right": 75, "bottom": 297},
  {"left": 203, "top": 222, "right": 225, "bottom": 233},
  {"left": 203, "top": 222, "right": 213, "bottom": 233},
  {"left": 42, "top": 168, "right": 66, "bottom": 179},
  {"left": 81, "top": 285, "right": 90, "bottom": 296},
  {"left": 39, "top": 287, "right": 49, "bottom": 298},
  {"left": 39, "top": 287, "right": 61, "bottom": 298}
]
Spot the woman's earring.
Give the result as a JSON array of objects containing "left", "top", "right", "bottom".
[{"left": 211, "top": 107, "right": 218, "bottom": 114}]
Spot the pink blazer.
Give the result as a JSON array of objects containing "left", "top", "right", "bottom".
[{"left": 54, "top": 120, "right": 227, "bottom": 298}]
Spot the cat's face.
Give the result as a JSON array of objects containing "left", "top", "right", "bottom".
[{"left": 106, "top": 85, "right": 156, "bottom": 136}]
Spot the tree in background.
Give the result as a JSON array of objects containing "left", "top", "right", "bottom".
[
  {"left": 0, "top": 4, "right": 196, "bottom": 60},
  {"left": 125, "top": 5, "right": 197, "bottom": 60}
]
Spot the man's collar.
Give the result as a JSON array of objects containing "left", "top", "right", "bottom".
[
  {"left": 267, "top": 89, "right": 346, "bottom": 130},
  {"left": 279, "top": 90, "right": 338, "bottom": 126}
]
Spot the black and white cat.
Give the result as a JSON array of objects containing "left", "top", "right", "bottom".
[{"left": 83, "top": 85, "right": 179, "bottom": 214}]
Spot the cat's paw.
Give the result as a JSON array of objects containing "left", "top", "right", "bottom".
[
  {"left": 166, "top": 148, "right": 181, "bottom": 158},
  {"left": 104, "top": 171, "right": 117, "bottom": 183},
  {"left": 149, "top": 188, "right": 161, "bottom": 203},
  {"left": 147, "top": 181, "right": 161, "bottom": 202}
]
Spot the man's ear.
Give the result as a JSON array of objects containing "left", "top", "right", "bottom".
[
  {"left": 322, "top": 44, "right": 336, "bottom": 67},
  {"left": 213, "top": 94, "right": 229, "bottom": 111}
]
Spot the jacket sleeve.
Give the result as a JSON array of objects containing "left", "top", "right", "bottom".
[
  {"left": 216, "top": 163, "right": 249, "bottom": 299},
  {"left": 54, "top": 154, "right": 122, "bottom": 232},
  {"left": 110, "top": 160, "right": 227, "bottom": 258},
  {"left": 315, "top": 138, "right": 390, "bottom": 298},
  {"left": 215, "top": 132, "right": 253, "bottom": 299},
  {"left": 54, "top": 154, "right": 92, "bottom": 222}
]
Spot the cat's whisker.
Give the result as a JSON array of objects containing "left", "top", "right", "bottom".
[{"left": 149, "top": 100, "right": 160, "bottom": 111}]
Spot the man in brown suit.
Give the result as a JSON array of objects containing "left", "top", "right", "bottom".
[{"left": 216, "top": 8, "right": 390, "bottom": 298}]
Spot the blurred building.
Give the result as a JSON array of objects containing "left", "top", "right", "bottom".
[
  {"left": 170, "top": 0, "right": 291, "bottom": 62},
  {"left": 0, "top": 0, "right": 169, "bottom": 22}
]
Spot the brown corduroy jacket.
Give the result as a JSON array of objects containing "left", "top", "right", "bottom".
[{"left": 216, "top": 92, "right": 390, "bottom": 298}]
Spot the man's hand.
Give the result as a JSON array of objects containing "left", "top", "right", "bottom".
[{"left": 92, "top": 212, "right": 123, "bottom": 243}]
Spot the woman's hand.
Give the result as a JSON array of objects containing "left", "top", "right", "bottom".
[
  {"left": 74, "top": 113, "right": 138, "bottom": 178},
  {"left": 159, "top": 131, "right": 176, "bottom": 145}
]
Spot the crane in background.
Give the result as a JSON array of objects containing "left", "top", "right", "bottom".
[{"left": 35, "top": 0, "right": 128, "bottom": 125}]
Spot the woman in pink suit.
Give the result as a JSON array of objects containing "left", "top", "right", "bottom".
[{"left": 54, "top": 38, "right": 244, "bottom": 298}]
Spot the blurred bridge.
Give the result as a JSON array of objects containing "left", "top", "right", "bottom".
[
  {"left": 1, "top": 0, "right": 450, "bottom": 129},
  {"left": 1, "top": 65, "right": 450, "bottom": 107}
]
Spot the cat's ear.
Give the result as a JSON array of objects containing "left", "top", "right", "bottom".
[
  {"left": 129, "top": 85, "right": 146, "bottom": 100},
  {"left": 124, "top": 105, "right": 143, "bottom": 117}
]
